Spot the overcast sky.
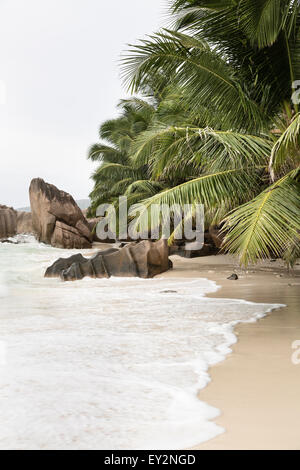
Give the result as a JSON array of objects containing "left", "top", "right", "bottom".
[{"left": 0, "top": 0, "right": 167, "bottom": 208}]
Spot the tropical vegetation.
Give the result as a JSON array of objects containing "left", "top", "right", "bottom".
[{"left": 88, "top": 0, "right": 300, "bottom": 267}]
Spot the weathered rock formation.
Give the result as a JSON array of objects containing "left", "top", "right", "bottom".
[
  {"left": 17, "top": 211, "right": 33, "bottom": 234},
  {"left": 29, "top": 178, "right": 93, "bottom": 249},
  {"left": 0, "top": 205, "right": 17, "bottom": 239},
  {"left": 45, "top": 239, "right": 172, "bottom": 281}
]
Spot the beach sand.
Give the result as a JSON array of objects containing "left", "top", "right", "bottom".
[{"left": 160, "top": 254, "right": 300, "bottom": 450}]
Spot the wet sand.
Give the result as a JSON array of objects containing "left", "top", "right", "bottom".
[{"left": 161, "top": 254, "right": 300, "bottom": 450}]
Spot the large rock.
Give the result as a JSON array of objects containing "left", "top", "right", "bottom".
[
  {"left": 29, "top": 178, "right": 93, "bottom": 249},
  {"left": 0, "top": 205, "right": 17, "bottom": 239},
  {"left": 45, "top": 239, "right": 172, "bottom": 281},
  {"left": 17, "top": 211, "right": 33, "bottom": 234},
  {"left": 84, "top": 215, "right": 116, "bottom": 243}
]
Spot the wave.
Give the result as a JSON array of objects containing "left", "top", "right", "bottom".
[{"left": 0, "top": 239, "right": 284, "bottom": 449}]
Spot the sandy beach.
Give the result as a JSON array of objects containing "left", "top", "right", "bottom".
[
  {"left": 160, "top": 254, "right": 300, "bottom": 450},
  {"left": 1, "top": 0, "right": 299, "bottom": 452}
]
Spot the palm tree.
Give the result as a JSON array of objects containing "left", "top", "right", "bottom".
[
  {"left": 87, "top": 98, "right": 164, "bottom": 216},
  {"left": 121, "top": 0, "right": 300, "bottom": 266}
]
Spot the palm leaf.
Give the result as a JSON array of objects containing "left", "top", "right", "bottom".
[
  {"left": 124, "top": 180, "right": 164, "bottom": 196},
  {"left": 88, "top": 144, "right": 123, "bottom": 163},
  {"left": 223, "top": 168, "right": 300, "bottom": 266},
  {"left": 269, "top": 113, "right": 300, "bottom": 180},
  {"left": 131, "top": 124, "right": 272, "bottom": 175},
  {"left": 128, "top": 168, "right": 258, "bottom": 235},
  {"left": 239, "top": 0, "right": 283, "bottom": 48},
  {"left": 122, "top": 30, "right": 266, "bottom": 131},
  {"left": 92, "top": 162, "right": 138, "bottom": 181}
]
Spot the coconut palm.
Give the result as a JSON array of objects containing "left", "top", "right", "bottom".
[
  {"left": 87, "top": 98, "right": 165, "bottom": 216},
  {"left": 121, "top": 0, "right": 300, "bottom": 266}
]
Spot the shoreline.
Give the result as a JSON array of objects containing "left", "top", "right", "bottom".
[
  {"left": 160, "top": 254, "right": 300, "bottom": 450},
  {"left": 1, "top": 239, "right": 299, "bottom": 449}
]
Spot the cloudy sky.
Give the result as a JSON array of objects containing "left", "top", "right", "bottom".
[{"left": 0, "top": 0, "right": 167, "bottom": 208}]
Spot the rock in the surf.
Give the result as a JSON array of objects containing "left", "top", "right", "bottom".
[{"left": 45, "top": 239, "right": 172, "bottom": 281}]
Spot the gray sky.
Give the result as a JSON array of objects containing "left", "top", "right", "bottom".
[{"left": 0, "top": 0, "right": 167, "bottom": 208}]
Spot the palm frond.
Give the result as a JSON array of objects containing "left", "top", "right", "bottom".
[
  {"left": 110, "top": 178, "right": 136, "bottom": 195},
  {"left": 131, "top": 124, "right": 272, "bottom": 175},
  {"left": 269, "top": 113, "right": 300, "bottom": 179},
  {"left": 124, "top": 180, "right": 165, "bottom": 196},
  {"left": 88, "top": 143, "right": 123, "bottom": 163},
  {"left": 128, "top": 168, "right": 258, "bottom": 235},
  {"left": 239, "top": 0, "right": 283, "bottom": 48},
  {"left": 92, "top": 162, "right": 138, "bottom": 181},
  {"left": 122, "top": 30, "right": 266, "bottom": 131},
  {"left": 223, "top": 168, "right": 300, "bottom": 266},
  {"left": 170, "top": 1, "right": 299, "bottom": 117}
]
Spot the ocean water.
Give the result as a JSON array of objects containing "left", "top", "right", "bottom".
[{"left": 0, "top": 236, "right": 283, "bottom": 450}]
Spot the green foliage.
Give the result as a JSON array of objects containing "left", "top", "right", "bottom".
[
  {"left": 87, "top": 0, "right": 300, "bottom": 266},
  {"left": 128, "top": 168, "right": 259, "bottom": 236},
  {"left": 269, "top": 113, "right": 300, "bottom": 179},
  {"left": 87, "top": 98, "right": 160, "bottom": 215},
  {"left": 223, "top": 169, "right": 300, "bottom": 267}
]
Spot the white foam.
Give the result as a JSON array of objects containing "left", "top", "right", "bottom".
[{"left": 0, "top": 239, "right": 284, "bottom": 449}]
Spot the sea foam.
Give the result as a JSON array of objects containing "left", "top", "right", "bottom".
[{"left": 0, "top": 237, "right": 283, "bottom": 449}]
